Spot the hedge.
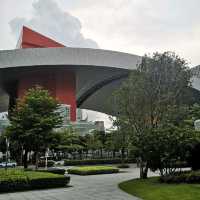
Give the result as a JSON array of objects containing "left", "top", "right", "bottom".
[
  {"left": 160, "top": 170, "right": 200, "bottom": 184},
  {"left": 38, "top": 167, "right": 66, "bottom": 175},
  {"left": 64, "top": 158, "right": 135, "bottom": 166},
  {"left": 117, "top": 164, "right": 130, "bottom": 168},
  {"left": 0, "top": 169, "right": 70, "bottom": 193},
  {"left": 38, "top": 160, "right": 55, "bottom": 167},
  {"left": 67, "top": 166, "right": 119, "bottom": 175}
]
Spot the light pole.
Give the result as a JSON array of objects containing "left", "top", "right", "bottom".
[
  {"left": 5, "top": 136, "right": 9, "bottom": 171},
  {"left": 45, "top": 148, "right": 49, "bottom": 170}
]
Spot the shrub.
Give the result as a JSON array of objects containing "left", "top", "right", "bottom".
[
  {"left": 188, "top": 143, "right": 200, "bottom": 170},
  {"left": 67, "top": 166, "right": 119, "bottom": 175},
  {"left": 28, "top": 174, "right": 70, "bottom": 189},
  {"left": 39, "top": 167, "right": 66, "bottom": 175},
  {"left": 38, "top": 160, "right": 55, "bottom": 167},
  {"left": 117, "top": 164, "right": 130, "bottom": 168},
  {"left": 160, "top": 170, "right": 200, "bottom": 183},
  {"left": 64, "top": 158, "right": 135, "bottom": 166},
  {"left": 0, "top": 169, "right": 70, "bottom": 193},
  {"left": 47, "top": 167, "right": 66, "bottom": 175}
]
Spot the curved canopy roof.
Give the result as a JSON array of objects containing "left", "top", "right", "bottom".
[
  {"left": 0, "top": 47, "right": 199, "bottom": 115},
  {"left": 0, "top": 47, "right": 141, "bottom": 114}
]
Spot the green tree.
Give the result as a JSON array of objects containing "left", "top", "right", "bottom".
[
  {"left": 55, "top": 128, "right": 84, "bottom": 159},
  {"left": 7, "top": 86, "right": 62, "bottom": 169},
  {"left": 84, "top": 132, "right": 103, "bottom": 158},
  {"left": 112, "top": 52, "right": 191, "bottom": 178}
]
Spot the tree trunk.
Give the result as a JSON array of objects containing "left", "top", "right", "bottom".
[
  {"left": 100, "top": 148, "right": 103, "bottom": 158},
  {"left": 35, "top": 152, "right": 39, "bottom": 170},
  {"left": 20, "top": 146, "right": 23, "bottom": 166},
  {"left": 140, "top": 162, "right": 148, "bottom": 179},
  {"left": 121, "top": 147, "right": 125, "bottom": 164},
  {"left": 113, "top": 150, "right": 116, "bottom": 158},
  {"left": 23, "top": 150, "right": 28, "bottom": 169}
]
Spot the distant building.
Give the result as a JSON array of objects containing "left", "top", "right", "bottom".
[
  {"left": 94, "top": 121, "right": 105, "bottom": 132},
  {"left": 58, "top": 104, "right": 71, "bottom": 125},
  {"left": 76, "top": 109, "right": 83, "bottom": 122},
  {"left": 0, "top": 112, "right": 9, "bottom": 134}
]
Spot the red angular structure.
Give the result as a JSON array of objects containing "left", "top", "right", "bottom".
[
  {"left": 17, "top": 26, "right": 76, "bottom": 121},
  {"left": 17, "top": 26, "right": 65, "bottom": 48}
]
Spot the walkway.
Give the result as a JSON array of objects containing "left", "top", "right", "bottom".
[{"left": 0, "top": 165, "right": 141, "bottom": 200}]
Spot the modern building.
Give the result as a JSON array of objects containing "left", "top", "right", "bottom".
[{"left": 0, "top": 26, "right": 200, "bottom": 123}]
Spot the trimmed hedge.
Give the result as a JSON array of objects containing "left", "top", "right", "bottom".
[
  {"left": 160, "top": 170, "right": 200, "bottom": 184},
  {"left": 39, "top": 167, "right": 66, "bottom": 175},
  {"left": 117, "top": 164, "right": 130, "bottom": 168},
  {"left": 67, "top": 166, "right": 119, "bottom": 175},
  {"left": 64, "top": 158, "right": 135, "bottom": 166},
  {"left": 0, "top": 169, "right": 70, "bottom": 193},
  {"left": 47, "top": 167, "right": 66, "bottom": 175},
  {"left": 38, "top": 160, "right": 55, "bottom": 167}
]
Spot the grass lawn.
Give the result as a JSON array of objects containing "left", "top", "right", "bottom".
[
  {"left": 67, "top": 165, "right": 119, "bottom": 175},
  {"left": 119, "top": 177, "right": 200, "bottom": 200}
]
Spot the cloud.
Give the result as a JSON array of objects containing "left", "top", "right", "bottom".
[
  {"left": 9, "top": 0, "right": 98, "bottom": 48},
  {"left": 69, "top": 0, "right": 200, "bottom": 66},
  {"left": 8, "top": 0, "right": 108, "bottom": 127},
  {"left": 83, "top": 109, "right": 113, "bottom": 129}
]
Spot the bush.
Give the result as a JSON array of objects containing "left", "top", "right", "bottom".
[
  {"left": 47, "top": 167, "right": 66, "bottom": 175},
  {"left": 117, "top": 164, "right": 130, "bottom": 168},
  {"left": 38, "top": 160, "right": 55, "bottom": 167},
  {"left": 64, "top": 158, "right": 135, "bottom": 166},
  {"left": 188, "top": 143, "right": 200, "bottom": 170},
  {"left": 38, "top": 167, "right": 66, "bottom": 175},
  {"left": 0, "top": 169, "right": 70, "bottom": 193},
  {"left": 67, "top": 166, "right": 119, "bottom": 175},
  {"left": 160, "top": 170, "right": 200, "bottom": 183}
]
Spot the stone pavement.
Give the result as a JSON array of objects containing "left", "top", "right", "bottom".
[{"left": 0, "top": 165, "right": 141, "bottom": 200}]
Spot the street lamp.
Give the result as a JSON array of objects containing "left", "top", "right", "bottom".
[{"left": 4, "top": 136, "right": 9, "bottom": 170}]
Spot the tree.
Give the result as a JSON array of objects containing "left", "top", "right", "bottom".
[
  {"left": 186, "top": 104, "right": 200, "bottom": 170},
  {"left": 84, "top": 132, "right": 103, "bottom": 158},
  {"left": 111, "top": 52, "right": 191, "bottom": 178},
  {"left": 6, "top": 86, "right": 62, "bottom": 169},
  {"left": 55, "top": 128, "right": 84, "bottom": 159},
  {"left": 110, "top": 117, "right": 132, "bottom": 163}
]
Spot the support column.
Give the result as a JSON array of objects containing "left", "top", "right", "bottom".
[{"left": 17, "top": 69, "right": 76, "bottom": 121}]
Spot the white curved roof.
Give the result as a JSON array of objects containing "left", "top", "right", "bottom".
[
  {"left": 0, "top": 47, "right": 199, "bottom": 115},
  {"left": 0, "top": 47, "right": 141, "bottom": 69},
  {"left": 0, "top": 47, "right": 141, "bottom": 114}
]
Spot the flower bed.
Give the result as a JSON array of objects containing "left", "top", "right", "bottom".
[{"left": 67, "top": 166, "right": 119, "bottom": 175}]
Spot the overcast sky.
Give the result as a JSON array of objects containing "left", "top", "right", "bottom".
[{"left": 1, "top": 0, "right": 200, "bottom": 128}]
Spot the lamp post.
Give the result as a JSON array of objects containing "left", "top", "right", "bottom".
[
  {"left": 45, "top": 148, "right": 49, "bottom": 170},
  {"left": 5, "top": 136, "right": 9, "bottom": 171}
]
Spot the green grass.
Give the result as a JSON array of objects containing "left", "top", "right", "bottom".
[
  {"left": 119, "top": 177, "right": 200, "bottom": 200},
  {"left": 67, "top": 165, "right": 119, "bottom": 175}
]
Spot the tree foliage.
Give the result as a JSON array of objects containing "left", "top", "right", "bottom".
[
  {"left": 111, "top": 52, "right": 192, "bottom": 178},
  {"left": 6, "top": 86, "right": 62, "bottom": 168}
]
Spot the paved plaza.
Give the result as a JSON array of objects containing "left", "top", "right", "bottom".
[{"left": 0, "top": 165, "right": 141, "bottom": 200}]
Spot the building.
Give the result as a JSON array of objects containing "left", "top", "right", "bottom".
[
  {"left": 0, "top": 112, "right": 9, "bottom": 134},
  {"left": 94, "top": 121, "right": 105, "bottom": 132},
  {"left": 0, "top": 26, "right": 199, "bottom": 121}
]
